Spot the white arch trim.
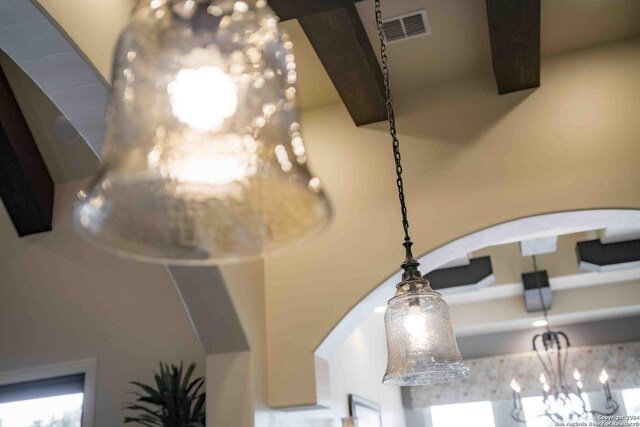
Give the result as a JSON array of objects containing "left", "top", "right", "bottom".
[{"left": 315, "top": 208, "right": 640, "bottom": 359}]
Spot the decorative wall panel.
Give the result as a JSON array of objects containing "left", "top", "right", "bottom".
[{"left": 406, "top": 341, "right": 640, "bottom": 408}]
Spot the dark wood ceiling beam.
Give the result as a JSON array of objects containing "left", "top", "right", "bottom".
[
  {"left": 298, "top": 5, "right": 387, "bottom": 125},
  {"left": 486, "top": 0, "right": 541, "bottom": 94},
  {"left": 270, "top": 0, "right": 364, "bottom": 22},
  {"left": 0, "top": 61, "right": 54, "bottom": 236}
]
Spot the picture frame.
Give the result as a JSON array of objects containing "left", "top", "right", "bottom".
[{"left": 348, "top": 395, "right": 382, "bottom": 427}]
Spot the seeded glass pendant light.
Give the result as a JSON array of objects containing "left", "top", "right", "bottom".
[
  {"left": 73, "top": 0, "right": 331, "bottom": 264},
  {"left": 374, "top": 0, "right": 469, "bottom": 385}
]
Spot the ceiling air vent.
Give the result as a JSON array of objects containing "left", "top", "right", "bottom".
[{"left": 382, "top": 10, "right": 431, "bottom": 44}]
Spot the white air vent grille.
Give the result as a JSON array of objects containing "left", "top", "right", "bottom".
[{"left": 382, "top": 10, "right": 431, "bottom": 43}]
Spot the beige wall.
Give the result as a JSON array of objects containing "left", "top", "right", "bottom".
[
  {"left": 209, "top": 263, "right": 405, "bottom": 427},
  {"left": 265, "top": 38, "right": 640, "bottom": 407},
  {"left": 267, "top": 313, "right": 405, "bottom": 427},
  {"left": 0, "top": 180, "right": 205, "bottom": 426}
]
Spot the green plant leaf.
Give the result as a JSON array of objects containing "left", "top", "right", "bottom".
[{"left": 124, "top": 362, "right": 206, "bottom": 427}]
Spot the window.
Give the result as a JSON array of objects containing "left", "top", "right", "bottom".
[
  {"left": 0, "top": 374, "right": 85, "bottom": 427},
  {"left": 522, "top": 394, "right": 591, "bottom": 427},
  {"left": 622, "top": 388, "right": 640, "bottom": 415},
  {"left": 430, "top": 401, "right": 496, "bottom": 427}
]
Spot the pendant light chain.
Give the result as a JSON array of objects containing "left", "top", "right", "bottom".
[{"left": 374, "top": 0, "right": 411, "bottom": 245}]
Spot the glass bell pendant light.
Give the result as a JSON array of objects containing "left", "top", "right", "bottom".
[
  {"left": 373, "top": 0, "right": 470, "bottom": 385},
  {"left": 73, "top": 0, "right": 331, "bottom": 264},
  {"left": 382, "top": 243, "right": 470, "bottom": 385}
]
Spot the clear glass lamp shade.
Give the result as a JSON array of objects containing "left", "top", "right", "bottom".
[
  {"left": 73, "top": 0, "right": 331, "bottom": 264},
  {"left": 383, "top": 290, "right": 470, "bottom": 386}
]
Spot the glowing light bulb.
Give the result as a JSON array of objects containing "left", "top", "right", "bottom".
[
  {"left": 158, "top": 134, "right": 256, "bottom": 192},
  {"left": 539, "top": 373, "right": 547, "bottom": 384},
  {"left": 573, "top": 369, "right": 581, "bottom": 381},
  {"left": 511, "top": 379, "right": 521, "bottom": 393},
  {"left": 599, "top": 369, "right": 609, "bottom": 384},
  {"left": 577, "top": 380, "right": 583, "bottom": 390},
  {"left": 543, "top": 383, "right": 550, "bottom": 393},
  {"left": 532, "top": 319, "right": 548, "bottom": 327},
  {"left": 168, "top": 66, "right": 238, "bottom": 131},
  {"left": 404, "top": 305, "right": 427, "bottom": 349}
]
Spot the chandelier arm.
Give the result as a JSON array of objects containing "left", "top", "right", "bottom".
[
  {"left": 510, "top": 392, "right": 527, "bottom": 424},
  {"left": 590, "top": 399, "right": 620, "bottom": 417},
  {"left": 557, "top": 331, "right": 570, "bottom": 344},
  {"left": 533, "top": 334, "right": 555, "bottom": 387},
  {"left": 562, "top": 343, "right": 570, "bottom": 389},
  {"left": 556, "top": 332, "right": 572, "bottom": 389},
  {"left": 546, "top": 411, "right": 562, "bottom": 423},
  {"left": 374, "top": 0, "right": 412, "bottom": 248},
  {"left": 510, "top": 412, "right": 526, "bottom": 424},
  {"left": 557, "top": 345, "right": 567, "bottom": 389},
  {"left": 574, "top": 394, "right": 588, "bottom": 418},
  {"left": 544, "top": 346, "right": 558, "bottom": 388}
]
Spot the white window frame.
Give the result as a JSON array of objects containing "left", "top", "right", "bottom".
[{"left": 0, "top": 358, "right": 97, "bottom": 427}]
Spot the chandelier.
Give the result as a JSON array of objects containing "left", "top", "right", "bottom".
[
  {"left": 73, "top": 0, "right": 331, "bottom": 264},
  {"left": 374, "top": 0, "right": 469, "bottom": 386},
  {"left": 510, "top": 256, "right": 619, "bottom": 423}
]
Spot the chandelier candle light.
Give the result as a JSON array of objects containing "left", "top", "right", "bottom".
[
  {"left": 374, "top": 0, "right": 470, "bottom": 386},
  {"left": 73, "top": 0, "right": 331, "bottom": 264},
  {"left": 510, "top": 256, "right": 619, "bottom": 423}
]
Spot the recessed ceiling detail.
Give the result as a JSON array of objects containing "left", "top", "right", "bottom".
[
  {"left": 577, "top": 239, "right": 640, "bottom": 272},
  {"left": 425, "top": 256, "right": 495, "bottom": 293}
]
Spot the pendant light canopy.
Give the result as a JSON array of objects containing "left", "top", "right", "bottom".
[
  {"left": 73, "top": 0, "right": 331, "bottom": 264},
  {"left": 373, "top": 0, "right": 470, "bottom": 386}
]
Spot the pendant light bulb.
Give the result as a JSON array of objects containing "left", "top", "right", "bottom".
[
  {"left": 599, "top": 369, "right": 609, "bottom": 384},
  {"left": 73, "top": 0, "right": 332, "bottom": 264}
]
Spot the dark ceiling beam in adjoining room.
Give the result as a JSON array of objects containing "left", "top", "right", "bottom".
[
  {"left": 0, "top": 59, "right": 54, "bottom": 236},
  {"left": 576, "top": 238, "right": 640, "bottom": 272},
  {"left": 298, "top": 6, "right": 387, "bottom": 126},
  {"left": 425, "top": 256, "right": 495, "bottom": 292},
  {"left": 485, "top": 0, "right": 541, "bottom": 94}
]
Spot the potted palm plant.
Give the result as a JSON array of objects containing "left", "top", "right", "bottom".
[{"left": 124, "top": 362, "right": 205, "bottom": 427}]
